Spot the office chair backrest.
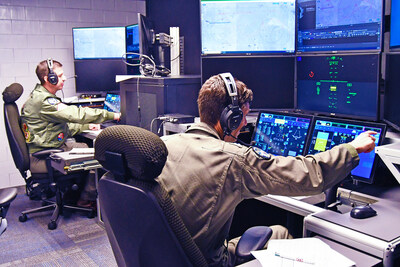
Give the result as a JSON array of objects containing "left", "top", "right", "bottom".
[
  {"left": 2, "top": 83, "right": 30, "bottom": 178},
  {"left": 95, "top": 125, "right": 208, "bottom": 267}
]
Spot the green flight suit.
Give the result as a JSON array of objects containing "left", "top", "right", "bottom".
[
  {"left": 21, "top": 84, "right": 115, "bottom": 154},
  {"left": 157, "top": 122, "right": 360, "bottom": 267}
]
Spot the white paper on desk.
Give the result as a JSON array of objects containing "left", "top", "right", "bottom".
[
  {"left": 69, "top": 147, "right": 95, "bottom": 154},
  {"left": 251, "top": 238, "right": 355, "bottom": 267}
]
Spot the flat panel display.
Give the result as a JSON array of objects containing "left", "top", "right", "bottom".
[
  {"left": 390, "top": 0, "right": 400, "bottom": 49},
  {"left": 201, "top": 0, "right": 296, "bottom": 55},
  {"left": 296, "top": 54, "right": 380, "bottom": 121},
  {"left": 104, "top": 93, "right": 121, "bottom": 113},
  {"left": 307, "top": 117, "right": 386, "bottom": 184},
  {"left": 251, "top": 110, "right": 313, "bottom": 156},
  {"left": 383, "top": 53, "right": 400, "bottom": 131},
  {"left": 297, "top": 0, "right": 383, "bottom": 52},
  {"left": 73, "top": 27, "right": 126, "bottom": 60}
]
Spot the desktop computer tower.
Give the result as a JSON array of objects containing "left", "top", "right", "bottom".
[{"left": 119, "top": 75, "right": 200, "bottom": 133}]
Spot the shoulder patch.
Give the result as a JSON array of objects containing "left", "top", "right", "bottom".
[
  {"left": 47, "top": 97, "right": 60, "bottom": 105},
  {"left": 252, "top": 147, "right": 271, "bottom": 160}
]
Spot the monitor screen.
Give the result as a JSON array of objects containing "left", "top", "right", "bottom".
[
  {"left": 307, "top": 117, "right": 386, "bottom": 184},
  {"left": 73, "top": 27, "right": 126, "bottom": 60},
  {"left": 104, "top": 93, "right": 121, "bottom": 113},
  {"left": 251, "top": 110, "right": 313, "bottom": 156},
  {"left": 201, "top": 0, "right": 296, "bottom": 55},
  {"left": 383, "top": 53, "right": 400, "bottom": 131},
  {"left": 297, "top": 0, "right": 383, "bottom": 52},
  {"left": 126, "top": 23, "right": 140, "bottom": 59},
  {"left": 296, "top": 54, "right": 380, "bottom": 121},
  {"left": 390, "top": 0, "right": 400, "bottom": 49},
  {"left": 74, "top": 60, "right": 126, "bottom": 93}
]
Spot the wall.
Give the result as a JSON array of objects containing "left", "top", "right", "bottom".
[{"left": 0, "top": 0, "right": 145, "bottom": 188}]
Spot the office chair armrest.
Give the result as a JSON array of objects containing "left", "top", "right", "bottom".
[
  {"left": 32, "top": 148, "right": 64, "bottom": 159},
  {"left": 235, "top": 226, "right": 273, "bottom": 261}
]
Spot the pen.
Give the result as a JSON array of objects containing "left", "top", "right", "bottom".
[{"left": 274, "top": 252, "right": 315, "bottom": 265}]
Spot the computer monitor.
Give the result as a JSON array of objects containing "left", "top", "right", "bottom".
[
  {"left": 137, "top": 13, "right": 155, "bottom": 62},
  {"left": 307, "top": 117, "right": 386, "bottom": 184},
  {"left": 125, "top": 23, "right": 140, "bottom": 74},
  {"left": 383, "top": 53, "right": 400, "bottom": 131},
  {"left": 296, "top": 54, "right": 380, "bottom": 121},
  {"left": 251, "top": 110, "right": 313, "bottom": 157},
  {"left": 390, "top": 0, "right": 400, "bottom": 50},
  {"left": 201, "top": 0, "right": 296, "bottom": 55},
  {"left": 103, "top": 93, "right": 121, "bottom": 113},
  {"left": 72, "top": 26, "right": 126, "bottom": 60},
  {"left": 297, "top": 0, "right": 383, "bottom": 52}
]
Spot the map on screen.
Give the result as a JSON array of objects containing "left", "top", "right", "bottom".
[{"left": 201, "top": 0, "right": 295, "bottom": 54}]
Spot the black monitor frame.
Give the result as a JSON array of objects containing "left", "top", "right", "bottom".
[
  {"left": 295, "top": 53, "right": 381, "bottom": 121},
  {"left": 383, "top": 52, "right": 400, "bottom": 131},
  {"left": 251, "top": 109, "right": 314, "bottom": 157},
  {"left": 296, "top": 0, "right": 384, "bottom": 54},
  {"left": 137, "top": 13, "right": 156, "bottom": 62},
  {"left": 307, "top": 116, "right": 387, "bottom": 184}
]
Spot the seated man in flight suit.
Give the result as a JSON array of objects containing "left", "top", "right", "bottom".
[
  {"left": 156, "top": 73, "right": 377, "bottom": 266},
  {"left": 21, "top": 58, "right": 120, "bottom": 207}
]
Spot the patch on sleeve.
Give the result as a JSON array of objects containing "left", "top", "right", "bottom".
[
  {"left": 57, "top": 132, "right": 64, "bottom": 141},
  {"left": 47, "top": 97, "right": 60, "bottom": 105},
  {"left": 252, "top": 147, "right": 271, "bottom": 160}
]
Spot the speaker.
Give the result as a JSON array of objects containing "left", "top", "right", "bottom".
[
  {"left": 219, "top": 72, "right": 243, "bottom": 136},
  {"left": 46, "top": 58, "right": 58, "bottom": 85}
]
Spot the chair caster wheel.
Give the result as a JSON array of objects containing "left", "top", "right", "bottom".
[
  {"left": 19, "top": 214, "right": 28, "bottom": 222},
  {"left": 48, "top": 221, "right": 57, "bottom": 230}
]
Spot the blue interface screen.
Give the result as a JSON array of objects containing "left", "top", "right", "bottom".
[
  {"left": 307, "top": 119, "right": 384, "bottom": 182},
  {"left": 252, "top": 112, "right": 312, "bottom": 157},
  {"left": 104, "top": 94, "right": 121, "bottom": 113}
]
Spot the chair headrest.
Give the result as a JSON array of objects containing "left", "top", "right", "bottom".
[
  {"left": 2, "top": 83, "right": 23, "bottom": 103},
  {"left": 95, "top": 125, "right": 168, "bottom": 181}
]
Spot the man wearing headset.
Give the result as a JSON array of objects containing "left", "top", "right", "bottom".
[
  {"left": 156, "top": 73, "right": 377, "bottom": 267},
  {"left": 21, "top": 59, "right": 120, "bottom": 208}
]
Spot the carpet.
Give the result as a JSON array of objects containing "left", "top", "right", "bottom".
[{"left": 0, "top": 188, "right": 117, "bottom": 267}]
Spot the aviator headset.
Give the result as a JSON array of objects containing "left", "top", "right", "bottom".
[
  {"left": 219, "top": 72, "right": 243, "bottom": 137},
  {"left": 46, "top": 58, "right": 58, "bottom": 85}
]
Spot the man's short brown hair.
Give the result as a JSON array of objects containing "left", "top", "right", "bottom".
[
  {"left": 36, "top": 59, "right": 62, "bottom": 85},
  {"left": 197, "top": 74, "right": 253, "bottom": 126}
]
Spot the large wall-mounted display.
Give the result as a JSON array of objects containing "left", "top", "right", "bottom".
[
  {"left": 297, "top": 0, "right": 383, "bottom": 52},
  {"left": 73, "top": 26, "right": 126, "bottom": 60},
  {"left": 296, "top": 53, "right": 380, "bottom": 121},
  {"left": 201, "top": 0, "right": 296, "bottom": 55}
]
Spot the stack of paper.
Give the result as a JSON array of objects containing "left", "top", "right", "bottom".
[{"left": 251, "top": 238, "right": 355, "bottom": 267}]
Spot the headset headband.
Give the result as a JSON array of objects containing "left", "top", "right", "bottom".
[{"left": 219, "top": 72, "right": 239, "bottom": 106}]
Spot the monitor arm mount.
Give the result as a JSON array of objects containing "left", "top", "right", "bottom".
[{"left": 154, "top": 32, "right": 172, "bottom": 76}]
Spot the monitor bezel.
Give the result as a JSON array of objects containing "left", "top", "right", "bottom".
[
  {"left": 72, "top": 26, "right": 126, "bottom": 60},
  {"left": 296, "top": 0, "right": 384, "bottom": 54},
  {"left": 295, "top": 52, "right": 381, "bottom": 121},
  {"left": 251, "top": 109, "right": 315, "bottom": 157},
  {"left": 309, "top": 116, "right": 387, "bottom": 184}
]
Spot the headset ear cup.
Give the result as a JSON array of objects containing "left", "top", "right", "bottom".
[
  {"left": 220, "top": 104, "right": 243, "bottom": 136},
  {"left": 47, "top": 71, "right": 58, "bottom": 85}
]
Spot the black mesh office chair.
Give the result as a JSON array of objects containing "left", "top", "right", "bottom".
[
  {"left": 2, "top": 83, "right": 94, "bottom": 230},
  {"left": 0, "top": 187, "right": 18, "bottom": 236},
  {"left": 95, "top": 125, "right": 272, "bottom": 267}
]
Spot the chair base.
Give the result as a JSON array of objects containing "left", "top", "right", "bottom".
[{"left": 19, "top": 198, "right": 96, "bottom": 230}]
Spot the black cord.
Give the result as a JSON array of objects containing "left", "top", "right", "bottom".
[{"left": 225, "top": 133, "right": 252, "bottom": 146}]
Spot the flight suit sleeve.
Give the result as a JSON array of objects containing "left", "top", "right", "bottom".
[
  {"left": 40, "top": 97, "right": 115, "bottom": 124},
  {"left": 239, "top": 143, "right": 360, "bottom": 198},
  {"left": 67, "top": 122, "right": 90, "bottom": 136}
]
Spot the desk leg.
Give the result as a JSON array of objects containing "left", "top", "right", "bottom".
[{"left": 95, "top": 169, "right": 104, "bottom": 227}]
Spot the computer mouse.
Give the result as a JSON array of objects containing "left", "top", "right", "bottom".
[{"left": 350, "top": 205, "right": 377, "bottom": 219}]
